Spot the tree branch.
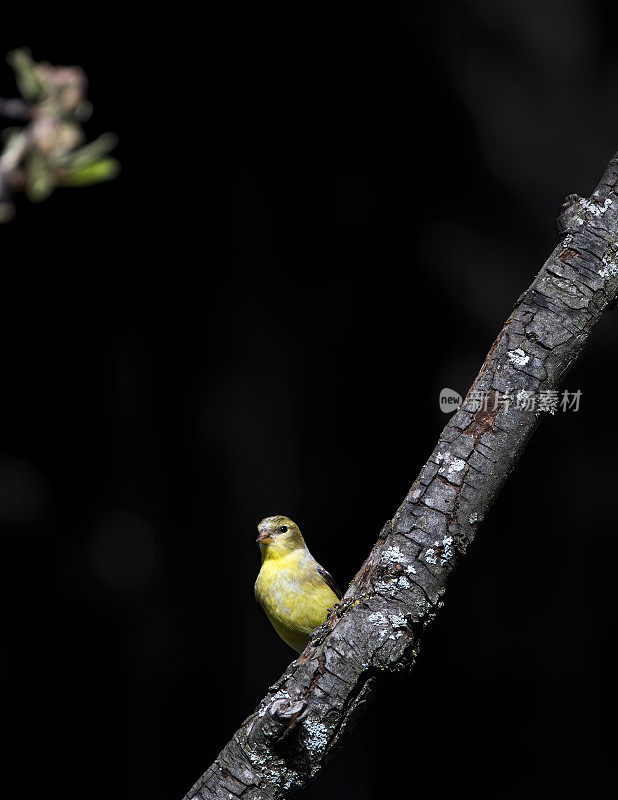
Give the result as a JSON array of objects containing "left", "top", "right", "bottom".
[{"left": 186, "top": 149, "right": 618, "bottom": 800}]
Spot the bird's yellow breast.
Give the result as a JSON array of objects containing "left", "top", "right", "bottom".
[{"left": 255, "top": 548, "right": 339, "bottom": 653}]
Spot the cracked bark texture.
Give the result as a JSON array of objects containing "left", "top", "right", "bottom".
[{"left": 185, "top": 150, "right": 618, "bottom": 800}]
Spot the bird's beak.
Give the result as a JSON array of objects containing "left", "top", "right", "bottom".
[{"left": 256, "top": 529, "right": 273, "bottom": 544}]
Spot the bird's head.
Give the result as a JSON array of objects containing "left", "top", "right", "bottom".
[{"left": 256, "top": 515, "right": 305, "bottom": 557}]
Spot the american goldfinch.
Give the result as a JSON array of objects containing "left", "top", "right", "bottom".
[{"left": 254, "top": 515, "right": 342, "bottom": 653}]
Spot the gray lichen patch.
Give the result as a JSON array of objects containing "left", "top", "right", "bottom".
[
  {"left": 507, "top": 348, "right": 530, "bottom": 367},
  {"left": 599, "top": 245, "right": 618, "bottom": 279},
  {"left": 379, "top": 543, "right": 417, "bottom": 575},
  {"left": 423, "top": 533, "right": 454, "bottom": 568},
  {"left": 299, "top": 716, "right": 330, "bottom": 759},
  {"left": 579, "top": 196, "right": 613, "bottom": 217},
  {"left": 434, "top": 450, "right": 467, "bottom": 484}
]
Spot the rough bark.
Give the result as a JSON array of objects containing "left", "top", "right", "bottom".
[{"left": 185, "top": 150, "right": 618, "bottom": 800}]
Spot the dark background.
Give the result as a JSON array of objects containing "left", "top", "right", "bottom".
[{"left": 2, "top": 2, "right": 617, "bottom": 798}]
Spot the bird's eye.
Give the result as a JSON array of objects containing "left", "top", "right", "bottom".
[{"left": 279, "top": 525, "right": 288, "bottom": 533}]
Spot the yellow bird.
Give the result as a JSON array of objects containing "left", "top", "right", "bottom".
[{"left": 254, "top": 515, "right": 342, "bottom": 653}]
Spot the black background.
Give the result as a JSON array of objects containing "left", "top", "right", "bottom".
[{"left": 2, "top": 2, "right": 617, "bottom": 798}]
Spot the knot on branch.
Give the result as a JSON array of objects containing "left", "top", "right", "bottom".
[
  {"left": 268, "top": 697, "right": 308, "bottom": 740},
  {"left": 260, "top": 697, "right": 308, "bottom": 743},
  {"left": 557, "top": 192, "right": 616, "bottom": 236},
  {"left": 557, "top": 193, "right": 586, "bottom": 234}
]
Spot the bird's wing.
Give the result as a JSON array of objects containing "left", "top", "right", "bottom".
[{"left": 317, "top": 565, "right": 342, "bottom": 600}]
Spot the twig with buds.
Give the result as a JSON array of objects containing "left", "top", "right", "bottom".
[{"left": 0, "top": 48, "right": 119, "bottom": 222}]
